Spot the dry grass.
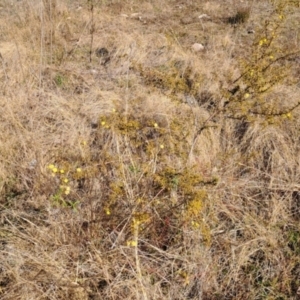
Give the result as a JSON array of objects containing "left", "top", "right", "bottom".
[{"left": 0, "top": 0, "right": 300, "bottom": 299}]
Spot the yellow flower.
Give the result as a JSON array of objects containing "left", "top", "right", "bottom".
[
  {"left": 154, "top": 123, "right": 158, "bottom": 128},
  {"left": 82, "top": 141, "right": 87, "bottom": 146},
  {"left": 76, "top": 168, "right": 82, "bottom": 173},
  {"left": 192, "top": 221, "right": 200, "bottom": 228},
  {"left": 65, "top": 186, "right": 71, "bottom": 195},
  {"left": 105, "top": 208, "right": 111, "bottom": 215},
  {"left": 133, "top": 218, "right": 141, "bottom": 226},
  {"left": 52, "top": 167, "right": 58, "bottom": 173},
  {"left": 60, "top": 169, "right": 65, "bottom": 174},
  {"left": 48, "top": 164, "right": 55, "bottom": 170},
  {"left": 160, "top": 144, "right": 164, "bottom": 149},
  {"left": 259, "top": 38, "right": 267, "bottom": 46},
  {"left": 283, "top": 112, "right": 292, "bottom": 119},
  {"left": 244, "top": 93, "right": 250, "bottom": 99},
  {"left": 269, "top": 55, "right": 274, "bottom": 60},
  {"left": 127, "top": 240, "right": 137, "bottom": 247},
  {"left": 101, "top": 121, "right": 106, "bottom": 126},
  {"left": 63, "top": 178, "right": 69, "bottom": 183}
]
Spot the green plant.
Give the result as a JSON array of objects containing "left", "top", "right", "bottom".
[
  {"left": 47, "top": 164, "right": 80, "bottom": 210},
  {"left": 54, "top": 73, "right": 65, "bottom": 87}
]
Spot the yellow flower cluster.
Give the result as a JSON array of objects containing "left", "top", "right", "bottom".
[
  {"left": 259, "top": 38, "right": 268, "bottom": 46},
  {"left": 283, "top": 112, "right": 292, "bottom": 119},
  {"left": 48, "top": 164, "right": 59, "bottom": 175},
  {"left": 61, "top": 185, "right": 70, "bottom": 195},
  {"left": 191, "top": 221, "right": 200, "bottom": 228},
  {"left": 48, "top": 164, "right": 71, "bottom": 195},
  {"left": 100, "top": 119, "right": 110, "bottom": 129},
  {"left": 126, "top": 240, "right": 137, "bottom": 247}
]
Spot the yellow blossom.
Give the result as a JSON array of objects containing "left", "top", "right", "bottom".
[
  {"left": 48, "top": 164, "right": 55, "bottom": 170},
  {"left": 52, "top": 167, "right": 58, "bottom": 173},
  {"left": 63, "top": 178, "right": 68, "bottom": 183},
  {"left": 244, "top": 93, "right": 250, "bottom": 99},
  {"left": 101, "top": 121, "right": 106, "bottom": 126},
  {"left": 259, "top": 38, "right": 267, "bottom": 46},
  {"left": 65, "top": 186, "right": 71, "bottom": 195},
  {"left": 283, "top": 112, "right": 292, "bottom": 119},
  {"left": 160, "top": 144, "right": 164, "bottom": 149},
  {"left": 192, "top": 221, "right": 200, "bottom": 228},
  {"left": 133, "top": 218, "right": 141, "bottom": 226},
  {"left": 127, "top": 240, "right": 137, "bottom": 247},
  {"left": 60, "top": 169, "right": 65, "bottom": 174},
  {"left": 154, "top": 123, "right": 158, "bottom": 128},
  {"left": 76, "top": 168, "right": 82, "bottom": 173}
]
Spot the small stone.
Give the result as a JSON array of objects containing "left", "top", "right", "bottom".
[
  {"left": 90, "top": 69, "right": 98, "bottom": 74},
  {"left": 130, "top": 13, "right": 141, "bottom": 19},
  {"left": 191, "top": 43, "right": 205, "bottom": 52},
  {"left": 29, "top": 159, "right": 37, "bottom": 170},
  {"left": 185, "top": 95, "right": 197, "bottom": 106},
  {"left": 198, "top": 14, "right": 210, "bottom": 19}
]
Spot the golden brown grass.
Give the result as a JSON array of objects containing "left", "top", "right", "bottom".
[{"left": 0, "top": 0, "right": 300, "bottom": 299}]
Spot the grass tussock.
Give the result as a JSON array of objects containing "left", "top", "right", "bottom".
[{"left": 0, "top": 0, "right": 300, "bottom": 299}]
